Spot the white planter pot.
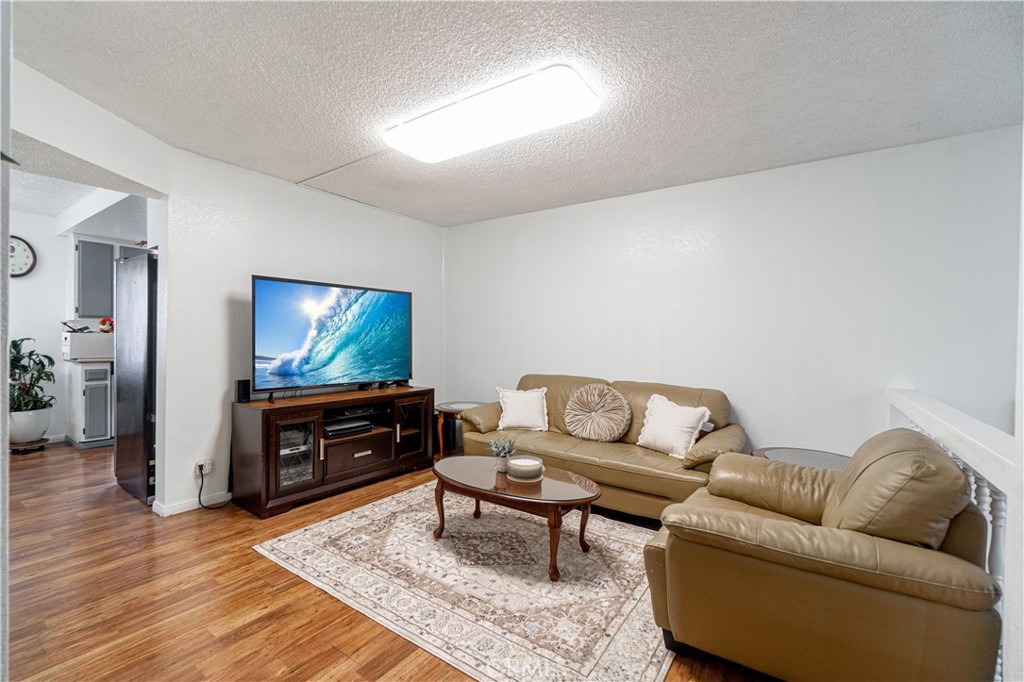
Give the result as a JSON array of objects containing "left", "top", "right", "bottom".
[{"left": 10, "top": 407, "right": 51, "bottom": 444}]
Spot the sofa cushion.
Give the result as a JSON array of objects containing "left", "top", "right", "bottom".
[
  {"left": 612, "top": 381, "right": 731, "bottom": 444},
  {"left": 667, "top": 487, "right": 815, "bottom": 526},
  {"left": 514, "top": 434, "right": 708, "bottom": 501},
  {"left": 564, "top": 383, "right": 631, "bottom": 442},
  {"left": 517, "top": 374, "right": 610, "bottom": 435},
  {"left": 821, "top": 428, "right": 970, "bottom": 549},
  {"left": 708, "top": 452, "right": 839, "bottom": 525},
  {"left": 462, "top": 429, "right": 709, "bottom": 514},
  {"left": 566, "top": 445, "right": 710, "bottom": 502},
  {"left": 637, "top": 394, "right": 710, "bottom": 459},
  {"left": 497, "top": 387, "right": 548, "bottom": 431}
]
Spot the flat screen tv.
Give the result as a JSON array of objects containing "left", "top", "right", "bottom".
[{"left": 252, "top": 275, "right": 412, "bottom": 392}]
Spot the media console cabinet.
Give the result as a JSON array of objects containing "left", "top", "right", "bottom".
[{"left": 231, "top": 386, "right": 434, "bottom": 518}]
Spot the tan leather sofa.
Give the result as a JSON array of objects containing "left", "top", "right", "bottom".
[
  {"left": 459, "top": 374, "right": 747, "bottom": 519},
  {"left": 644, "top": 428, "right": 1001, "bottom": 681}
]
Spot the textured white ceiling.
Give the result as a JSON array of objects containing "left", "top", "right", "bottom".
[
  {"left": 71, "top": 195, "right": 148, "bottom": 243},
  {"left": 9, "top": 168, "right": 97, "bottom": 217},
  {"left": 11, "top": 131, "right": 164, "bottom": 200},
  {"left": 12, "top": 2, "right": 1022, "bottom": 227},
  {"left": 8, "top": 131, "right": 163, "bottom": 220}
]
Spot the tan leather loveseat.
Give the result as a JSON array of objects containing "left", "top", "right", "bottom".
[
  {"left": 644, "top": 428, "right": 1001, "bottom": 681},
  {"left": 459, "top": 374, "right": 747, "bottom": 519}
]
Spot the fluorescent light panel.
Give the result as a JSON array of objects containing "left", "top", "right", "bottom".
[{"left": 383, "top": 64, "right": 600, "bottom": 163}]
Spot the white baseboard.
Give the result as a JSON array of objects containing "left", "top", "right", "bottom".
[{"left": 152, "top": 491, "right": 232, "bottom": 516}]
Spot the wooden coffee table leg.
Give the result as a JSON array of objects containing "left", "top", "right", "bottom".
[
  {"left": 547, "top": 506, "right": 562, "bottom": 582},
  {"left": 579, "top": 503, "right": 591, "bottom": 553},
  {"left": 432, "top": 479, "right": 445, "bottom": 539},
  {"left": 473, "top": 498, "right": 481, "bottom": 519},
  {"left": 436, "top": 413, "right": 445, "bottom": 459}
]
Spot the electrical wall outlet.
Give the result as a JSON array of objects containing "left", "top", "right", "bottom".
[{"left": 195, "top": 459, "right": 213, "bottom": 475}]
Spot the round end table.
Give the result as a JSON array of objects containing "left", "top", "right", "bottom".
[
  {"left": 752, "top": 446, "right": 850, "bottom": 471},
  {"left": 435, "top": 401, "right": 484, "bottom": 459}
]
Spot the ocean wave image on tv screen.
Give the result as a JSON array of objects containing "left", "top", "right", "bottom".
[{"left": 254, "top": 281, "right": 410, "bottom": 390}]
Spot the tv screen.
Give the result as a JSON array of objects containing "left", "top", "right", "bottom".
[{"left": 252, "top": 275, "right": 411, "bottom": 392}]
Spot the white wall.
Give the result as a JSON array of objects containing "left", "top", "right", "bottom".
[
  {"left": 1008, "top": 123, "right": 1024, "bottom": 682},
  {"left": 11, "top": 62, "right": 446, "bottom": 515},
  {"left": 8, "top": 210, "right": 69, "bottom": 441},
  {"left": 10, "top": 58, "right": 1018, "bottom": 510},
  {"left": 445, "top": 126, "right": 1022, "bottom": 455},
  {"left": 153, "top": 150, "right": 445, "bottom": 514},
  {"left": 12, "top": 61, "right": 168, "bottom": 195}
]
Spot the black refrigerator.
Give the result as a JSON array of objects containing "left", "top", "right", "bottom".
[{"left": 114, "top": 253, "right": 158, "bottom": 504}]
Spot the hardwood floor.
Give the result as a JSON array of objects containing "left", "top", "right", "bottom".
[{"left": 9, "top": 443, "right": 765, "bottom": 681}]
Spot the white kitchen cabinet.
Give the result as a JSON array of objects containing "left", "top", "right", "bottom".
[{"left": 65, "top": 360, "right": 114, "bottom": 448}]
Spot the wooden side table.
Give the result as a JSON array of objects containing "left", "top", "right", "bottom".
[
  {"left": 435, "top": 401, "right": 483, "bottom": 459},
  {"left": 752, "top": 446, "right": 850, "bottom": 471}
]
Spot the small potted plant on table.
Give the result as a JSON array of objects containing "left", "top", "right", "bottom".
[
  {"left": 10, "top": 337, "right": 57, "bottom": 448},
  {"left": 489, "top": 435, "right": 517, "bottom": 473}
]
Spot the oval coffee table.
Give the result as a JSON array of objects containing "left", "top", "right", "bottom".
[{"left": 432, "top": 456, "right": 601, "bottom": 582}]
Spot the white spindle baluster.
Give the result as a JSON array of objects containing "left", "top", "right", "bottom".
[
  {"left": 989, "top": 490, "right": 1006, "bottom": 594},
  {"left": 965, "top": 465, "right": 980, "bottom": 506},
  {"left": 991, "top": 488, "right": 1007, "bottom": 681},
  {"left": 901, "top": 416, "right": 1004, "bottom": 681},
  {"left": 976, "top": 478, "right": 992, "bottom": 565}
]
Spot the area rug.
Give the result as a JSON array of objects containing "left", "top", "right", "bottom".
[{"left": 255, "top": 482, "right": 673, "bottom": 682}]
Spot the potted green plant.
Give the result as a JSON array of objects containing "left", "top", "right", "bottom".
[
  {"left": 9, "top": 337, "right": 57, "bottom": 444},
  {"left": 489, "top": 434, "right": 516, "bottom": 473}
]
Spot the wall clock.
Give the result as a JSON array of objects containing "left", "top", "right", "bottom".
[{"left": 10, "top": 235, "right": 37, "bottom": 277}]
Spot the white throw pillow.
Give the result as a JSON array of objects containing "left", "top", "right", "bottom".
[
  {"left": 637, "top": 394, "right": 711, "bottom": 459},
  {"left": 497, "top": 387, "right": 549, "bottom": 431}
]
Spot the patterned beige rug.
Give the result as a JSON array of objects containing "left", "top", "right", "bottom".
[{"left": 255, "top": 482, "right": 673, "bottom": 682}]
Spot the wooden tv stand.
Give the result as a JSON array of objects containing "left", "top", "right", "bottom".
[{"left": 231, "top": 385, "right": 434, "bottom": 518}]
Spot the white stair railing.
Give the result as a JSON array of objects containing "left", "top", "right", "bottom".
[{"left": 889, "top": 389, "right": 1017, "bottom": 682}]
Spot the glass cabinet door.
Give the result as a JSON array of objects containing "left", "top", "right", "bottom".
[
  {"left": 270, "top": 412, "right": 322, "bottom": 497},
  {"left": 395, "top": 396, "right": 428, "bottom": 460}
]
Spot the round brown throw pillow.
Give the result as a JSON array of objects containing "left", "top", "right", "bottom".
[{"left": 564, "top": 383, "right": 632, "bottom": 442}]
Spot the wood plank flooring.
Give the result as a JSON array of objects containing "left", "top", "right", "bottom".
[{"left": 9, "top": 443, "right": 765, "bottom": 681}]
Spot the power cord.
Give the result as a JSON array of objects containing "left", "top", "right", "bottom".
[{"left": 197, "top": 468, "right": 232, "bottom": 510}]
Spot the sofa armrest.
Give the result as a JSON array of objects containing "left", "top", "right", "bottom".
[
  {"left": 707, "top": 453, "right": 838, "bottom": 524},
  {"left": 683, "top": 423, "right": 747, "bottom": 468},
  {"left": 661, "top": 499, "right": 1000, "bottom": 611},
  {"left": 460, "top": 402, "right": 501, "bottom": 434}
]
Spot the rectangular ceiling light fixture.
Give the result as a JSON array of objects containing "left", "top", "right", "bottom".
[{"left": 383, "top": 64, "right": 600, "bottom": 163}]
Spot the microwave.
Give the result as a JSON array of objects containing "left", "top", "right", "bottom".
[{"left": 62, "top": 332, "right": 114, "bottom": 360}]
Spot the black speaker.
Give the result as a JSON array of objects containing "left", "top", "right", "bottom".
[{"left": 235, "top": 379, "right": 251, "bottom": 403}]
